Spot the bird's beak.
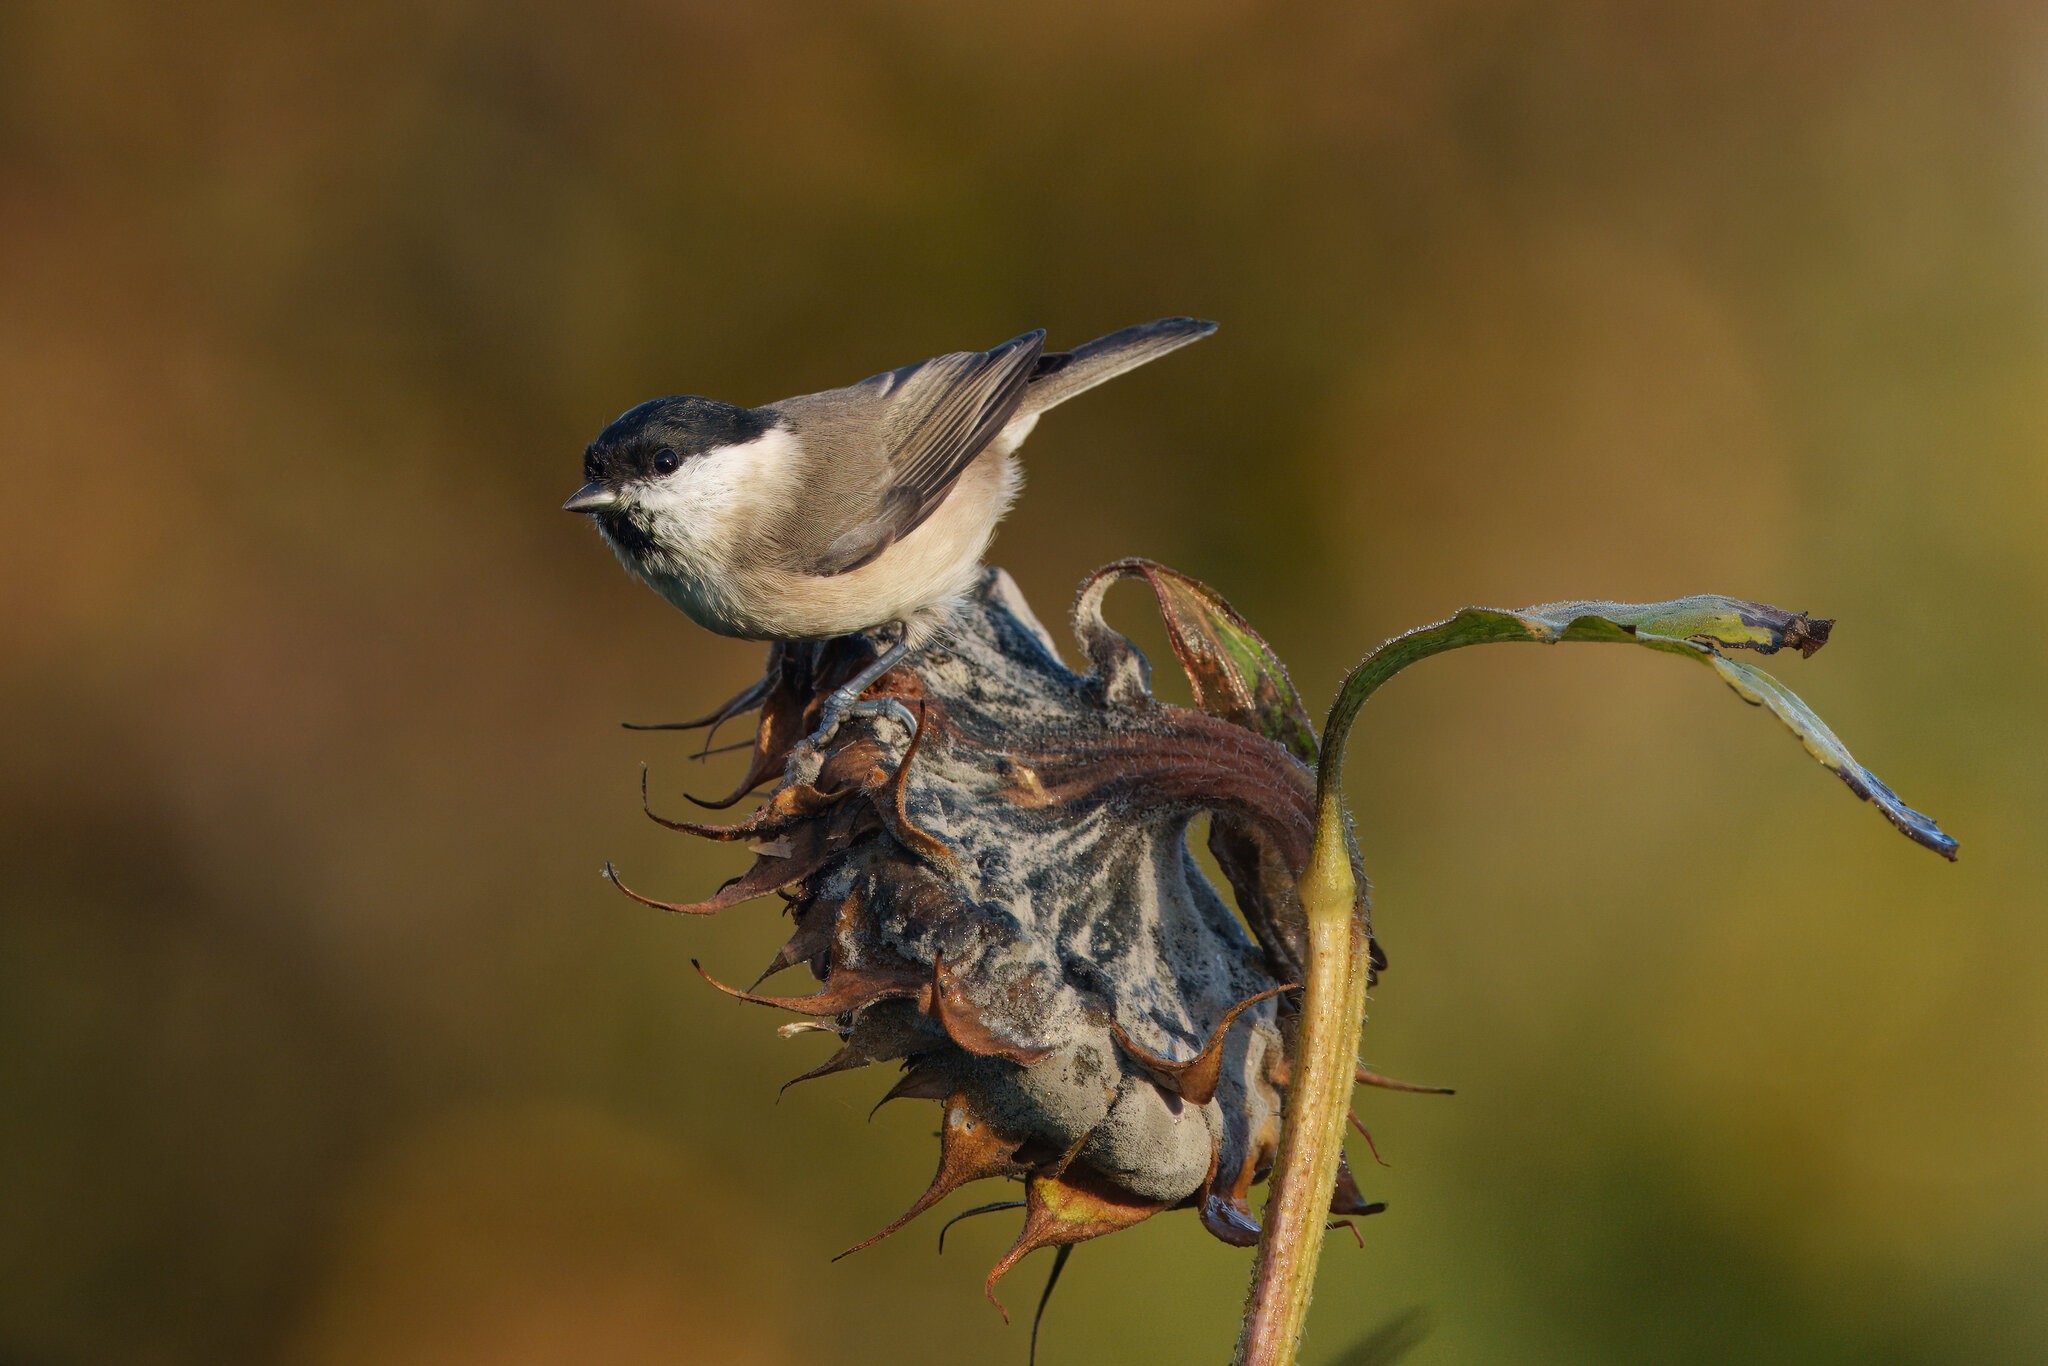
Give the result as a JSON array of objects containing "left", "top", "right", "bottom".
[{"left": 562, "top": 482, "right": 618, "bottom": 513}]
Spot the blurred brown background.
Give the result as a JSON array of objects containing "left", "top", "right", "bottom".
[{"left": 5, "top": 2, "right": 2044, "bottom": 1362}]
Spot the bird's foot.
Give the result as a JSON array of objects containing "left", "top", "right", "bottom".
[
  {"left": 794, "top": 625, "right": 918, "bottom": 758},
  {"left": 801, "top": 694, "right": 920, "bottom": 754}
]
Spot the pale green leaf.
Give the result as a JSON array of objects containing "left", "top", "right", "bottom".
[{"left": 1316, "top": 595, "right": 1956, "bottom": 860}]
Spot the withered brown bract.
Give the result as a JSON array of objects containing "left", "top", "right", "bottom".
[{"left": 607, "top": 564, "right": 1379, "bottom": 1310}]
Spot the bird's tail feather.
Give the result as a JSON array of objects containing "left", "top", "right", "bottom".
[{"left": 1017, "top": 317, "right": 1216, "bottom": 417}]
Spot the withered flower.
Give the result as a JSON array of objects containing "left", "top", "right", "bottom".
[
  {"left": 602, "top": 561, "right": 1955, "bottom": 1361},
  {"left": 610, "top": 563, "right": 1388, "bottom": 1308}
]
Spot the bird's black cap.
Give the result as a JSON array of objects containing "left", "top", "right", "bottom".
[{"left": 583, "top": 396, "right": 776, "bottom": 484}]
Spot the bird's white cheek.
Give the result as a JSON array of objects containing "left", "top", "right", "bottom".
[
  {"left": 636, "top": 466, "right": 750, "bottom": 562},
  {"left": 635, "top": 473, "right": 734, "bottom": 564},
  {"left": 635, "top": 428, "right": 798, "bottom": 566}
]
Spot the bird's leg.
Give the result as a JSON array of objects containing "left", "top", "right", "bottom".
[{"left": 806, "top": 623, "right": 915, "bottom": 749}]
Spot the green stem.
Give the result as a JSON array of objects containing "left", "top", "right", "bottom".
[
  {"left": 1233, "top": 808, "right": 1370, "bottom": 1364},
  {"left": 1233, "top": 590, "right": 1951, "bottom": 1363},
  {"left": 1234, "top": 617, "right": 1520, "bottom": 1364}
]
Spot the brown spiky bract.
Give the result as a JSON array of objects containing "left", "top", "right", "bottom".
[{"left": 613, "top": 566, "right": 1386, "bottom": 1300}]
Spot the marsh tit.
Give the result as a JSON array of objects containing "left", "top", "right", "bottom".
[{"left": 564, "top": 317, "right": 1216, "bottom": 741}]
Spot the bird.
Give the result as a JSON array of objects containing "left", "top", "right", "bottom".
[{"left": 564, "top": 317, "right": 1217, "bottom": 744}]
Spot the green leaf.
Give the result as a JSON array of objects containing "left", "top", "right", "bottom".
[
  {"left": 1246, "top": 592, "right": 1954, "bottom": 1366},
  {"left": 1316, "top": 595, "right": 1956, "bottom": 860}
]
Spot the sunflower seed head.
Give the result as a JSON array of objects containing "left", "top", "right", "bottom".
[{"left": 619, "top": 566, "right": 1385, "bottom": 1295}]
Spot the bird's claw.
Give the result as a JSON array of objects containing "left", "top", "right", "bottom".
[
  {"left": 799, "top": 695, "right": 918, "bottom": 756},
  {"left": 791, "top": 624, "right": 918, "bottom": 763},
  {"left": 804, "top": 696, "right": 853, "bottom": 752},
  {"left": 847, "top": 697, "right": 920, "bottom": 738}
]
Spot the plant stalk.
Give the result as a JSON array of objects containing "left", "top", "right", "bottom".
[
  {"left": 1230, "top": 589, "right": 1954, "bottom": 1363},
  {"left": 1233, "top": 814, "right": 1371, "bottom": 1364}
]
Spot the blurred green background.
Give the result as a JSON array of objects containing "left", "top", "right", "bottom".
[{"left": 5, "top": 2, "right": 2044, "bottom": 1362}]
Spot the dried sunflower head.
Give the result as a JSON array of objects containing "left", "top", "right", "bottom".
[
  {"left": 604, "top": 558, "right": 1957, "bottom": 1361},
  {"left": 609, "top": 563, "right": 1386, "bottom": 1308}
]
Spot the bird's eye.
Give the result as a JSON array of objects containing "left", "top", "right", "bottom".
[{"left": 653, "top": 448, "right": 681, "bottom": 476}]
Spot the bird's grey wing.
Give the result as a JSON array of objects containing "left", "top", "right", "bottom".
[{"left": 795, "top": 328, "right": 1046, "bottom": 576}]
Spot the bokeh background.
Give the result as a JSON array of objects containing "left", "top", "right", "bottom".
[{"left": 6, "top": 3, "right": 2045, "bottom": 1362}]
